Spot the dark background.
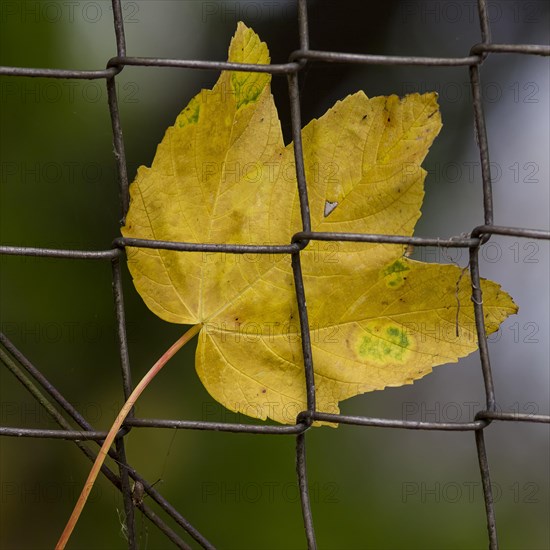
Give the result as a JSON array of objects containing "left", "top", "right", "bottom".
[{"left": 1, "top": 1, "right": 549, "bottom": 548}]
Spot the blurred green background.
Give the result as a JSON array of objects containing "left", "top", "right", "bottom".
[{"left": 1, "top": 1, "right": 548, "bottom": 549}]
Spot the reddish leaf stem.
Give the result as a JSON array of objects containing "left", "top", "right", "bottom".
[{"left": 56, "top": 323, "right": 203, "bottom": 549}]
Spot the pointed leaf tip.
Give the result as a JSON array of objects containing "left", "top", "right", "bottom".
[{"left": 227, "top": 21, "right": 271, "bottom": 108}]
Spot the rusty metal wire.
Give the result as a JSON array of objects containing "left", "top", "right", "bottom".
[{"left": 0, "top": 0, "right": 549, "bottom": 548}]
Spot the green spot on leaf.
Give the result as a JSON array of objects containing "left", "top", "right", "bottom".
[
  {"left": 358, "top": 323, "right": 411, "bottom": 364},
  {"left": 381, "top": 259, "right": 410, "bottom": 289},
  {"left": 177, "top": 95, "right": 200, "bottom": 127},
  {"left": 231, "top": 72, "right": 265, "bottom": 109}
]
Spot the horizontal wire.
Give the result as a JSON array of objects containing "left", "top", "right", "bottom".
[
  {"left": 0, "top": 427, "right": 110, "bottom": 439},
  {"left": 126, "top": 417, "right": 307, "bottom": 434},
  {"left": 0, "top": 66, "right": 118, "bottom": 79},
  {"left": 472, "top": 225, "right": 550, "bottom": 240},
  {"left": 108, "top": 56, "right": 301, "bottom": 74},
  {"left": 4, "top": 408, "right": 544, "bottom": 441},
  {"left": 114, "top": 237, "right": 299, "bottom": 254},
  {"left": 313, "top": 412, "right": 485, "bottom": 430},
  {"left": 290, "top": 49, "right": 481, "bottom": 66},
  {"left": 2, "top": 225, "right": 548, "bottom": 261},
  {"left": 292, "top": 232, "right": 480, "bottom": 247},
  {"left": 471, "top": 43, "right": 550, "bottom": 56},
  {"left": 476, "top": 411, "right": 550, "bottom": 423},
  {"left": 0, "top": 245, "right": 120, "bottom": 260},
  {"left": 1, "top": 42, "right": 546, "bottom": 81}
]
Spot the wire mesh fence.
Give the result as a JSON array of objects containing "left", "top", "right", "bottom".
[{"left": 1, "top": 0, "right": 549, "bottom": 548}]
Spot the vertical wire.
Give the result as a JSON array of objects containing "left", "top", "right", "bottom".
[
  {"left": 288, "top": 71, "right": 311, "bottom": 233},
  {"left": 468, "top": 248, "right": 496, "bottom": 410},
  {"left": 116, "top": 438, "right": 137, "bottom": 550},
  {"left": 111, "top": 0, "right": 127, "bottom": 57},
  {"left": 470, "top": 247, "right": 499, "bottom": 549},
  {"left": 297, "top": 0, "right": 310, "bottom": 51},
  {"left": 477, "top": 0, "right": 492, "bottom": 47},
  {"left": 471, "top": 6, "right": 497, "bottom": 547},
  {"left": 108, "top": 1, "right": 130, "bottom": 219},
  {"left": 297, "top": 432, "right": 317, "bottom": 549},
  {"left": 469, "top": 63, "right": 494, "bottom": 225},
  {"left": 291, "top": 0, "right": 313, "bottom": 410},
  {"left": 291, "top": 2, "right": 317, "bottom": 549},
  {"left": 108, "top": 2, "right": 134, "bottom": 545},
  {"left": 291, "top": 254, "right": 316, "bottom": 413},
  {"left": 475, "top": 429, "right": 499, "bottom": 549},
  {"left": 107, "top": 78, "right": 130, "bottom": 220},
  {"left": 111, "top": 256, "right": 133, "bottom": 403},
  {"left": 471, "top": 0, "right": 494, "bottom": 225}
]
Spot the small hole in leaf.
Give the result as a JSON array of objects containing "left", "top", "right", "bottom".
[{"left": 324, "top": 200, "right": 338, "bottom": 217}]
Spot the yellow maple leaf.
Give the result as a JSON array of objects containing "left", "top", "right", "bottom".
[
  {"left": 122, "top": 22, "right": 517, "bottom": 425},
  {"left": 56, "top": 23, "right": 519, "bottom": 545}
]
